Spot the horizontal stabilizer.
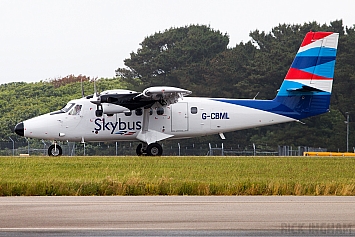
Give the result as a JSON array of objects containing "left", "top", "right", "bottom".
[{"left": 286, "top": 85, "right": 325, "bottom": 93}]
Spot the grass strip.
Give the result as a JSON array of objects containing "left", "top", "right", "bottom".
[{"left": 0, "top": 156, "right": 354, "bottom": 196}]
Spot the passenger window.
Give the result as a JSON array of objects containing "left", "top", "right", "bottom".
[
  {"left": 157, "top": 107, "right": 164, "bottom": 115},
  {"left": 191, "top": 107, "right": 198, "bottom": 114},
  {"left": 135, "top": 108, "right": 143, "bottom": 116},
  {"left": 125, "top": 111, "right": 132, "bottom": 116}
]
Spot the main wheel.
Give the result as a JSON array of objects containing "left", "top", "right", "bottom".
[
  {"left": 48, "top": 144, "right": 63, "bottom": 156},
  {"left": 146, "top": 143, "right": 163, "bottom": 156},
  {"left": 136, "top": 143, "right": 145, "bottom": 156}
]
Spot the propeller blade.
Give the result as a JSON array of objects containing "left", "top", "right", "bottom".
[
  {"left": 90, "top": 79, "right": 101, "bottom": 105},
  {"left": 81, "top": 78, "right": 85, "bottom": 98}
]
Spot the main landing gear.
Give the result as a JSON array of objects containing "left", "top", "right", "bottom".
[
  {"left": 136, "top": 143, "right": 163, "bottom": 156},
  {"left": 47, "top": 142, "right": 162, "bottom": 156},
  {"left": 48, "top": 143, "right": 62, "bottom": 156}
]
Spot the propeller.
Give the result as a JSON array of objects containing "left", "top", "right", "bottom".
[
  {"left": 81, "top": 78, "right": 85, "bottom": 98},
  {"left": 90, "top": 79, "right": 100, "bottom": 104},
  {"left": 89, "top": 79, "right": 103, "bottom": 117}
]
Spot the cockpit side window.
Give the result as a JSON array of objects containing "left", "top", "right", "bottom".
[{"left": 69, "top": 104, "right": 82, "bottom": 115}]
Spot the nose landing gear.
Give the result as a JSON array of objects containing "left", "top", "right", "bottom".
[{"left": 48, "top": 143, "right": 62, "bottom": 156}]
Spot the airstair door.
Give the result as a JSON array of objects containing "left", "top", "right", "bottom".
[{"left": 171, "top": 102, "right": 188, "bottom": 132}]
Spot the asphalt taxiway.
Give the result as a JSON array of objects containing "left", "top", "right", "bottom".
[{"left": 0, "top": 196, "right": 354, "bottom": 236}]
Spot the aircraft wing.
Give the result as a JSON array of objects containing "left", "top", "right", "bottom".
[
  {"left": 133, "top": 87, "right": 191, "bottom": 144},
  {"left": 137, "top": 86, "right": 192, "bottom": 105},
  {"left": 92, "top": 86, "right": 191, "bottom": 115}
]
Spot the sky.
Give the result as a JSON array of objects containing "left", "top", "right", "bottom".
[{"left": 1, "top": 0, "right": 354, "bottom": 85}]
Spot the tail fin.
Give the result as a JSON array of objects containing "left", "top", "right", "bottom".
[{"left": 274, "top": 32, "right": 339, "bottom": 119}]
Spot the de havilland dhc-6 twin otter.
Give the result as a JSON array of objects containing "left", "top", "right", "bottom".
[{"left": 15, "top": 32, "right": 339, "bottom": 156}]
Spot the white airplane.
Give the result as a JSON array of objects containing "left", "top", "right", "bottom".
[{"left": 14, "top": 32, "right": 339, "bottom": 156}]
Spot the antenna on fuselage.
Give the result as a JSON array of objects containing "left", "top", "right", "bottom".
[{"left": 253, "top": 92, "right": 259, "bottom": 100}]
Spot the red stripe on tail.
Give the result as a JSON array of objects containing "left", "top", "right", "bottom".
[
  {"left": 300, "top": 32, "right": 333, "bottom": 47},
  {"left": 285, "top": 68, "right": 332, "bottom": 80}
]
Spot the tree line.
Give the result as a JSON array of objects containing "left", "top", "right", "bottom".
[{"left": 2, "top": 20, "right": 354, "bottom": 152}]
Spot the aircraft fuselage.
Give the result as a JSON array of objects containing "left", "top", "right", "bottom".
[{"left": 20, "top": 96, "right": 295, "bottom": 143}]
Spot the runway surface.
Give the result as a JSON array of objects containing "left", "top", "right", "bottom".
[{"left": 0, "top": 196, "right": 354, "bottom": 236}]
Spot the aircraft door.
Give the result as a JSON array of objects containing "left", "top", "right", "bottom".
[{"left": 171, "top": 102, "right": 188, "bottom": 132}]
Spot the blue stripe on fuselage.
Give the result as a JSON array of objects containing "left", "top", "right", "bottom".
[{"left": 213, "top": 95, "right": 330, "bottom": 120}]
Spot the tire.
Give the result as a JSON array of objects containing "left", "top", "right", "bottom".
[
  {"left": 48, "top": 144, "right": 63, "bottom": 156},
  {"left": 146, "top": 143, "right": 163, "bottom": 156}
]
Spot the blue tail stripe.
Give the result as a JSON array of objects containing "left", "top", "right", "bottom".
[
  {"left": 318, "top": 48, "right": 337, "bottom": 57},
  {"left": 292, "top": 56, "right": 336, "bottom": 70},
  {"left": 301, "top": 60, "right": 336, "bottom": 78},
  {"left": 310, "top": 60, "right": 336, "bottom": 78},
  {"left": 292, "top": 56, "right": 318, "bottom": 69},
  {"left": 297, "top": 47, "right": 337, "bottom": 57}
]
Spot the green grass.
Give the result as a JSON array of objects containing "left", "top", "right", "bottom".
[{"left": 0, "top": 156, "right": 354, "bottom": 196}]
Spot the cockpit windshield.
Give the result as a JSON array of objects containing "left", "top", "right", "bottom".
[
  {"left": 61, "top": 103, "right": 75, "bottom": 113},
  {"left": 50, "top": 103, "right": 75, "bottom": 115}
]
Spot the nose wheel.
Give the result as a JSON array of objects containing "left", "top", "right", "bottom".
[
  {"left": 48, "top": 144, "right": 63, "bottom": 156},
  {"left": 136, "top": 143, "right": 163, "bottom": 156}
]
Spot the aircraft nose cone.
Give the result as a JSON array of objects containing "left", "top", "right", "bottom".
[{"left": 14, "top": 122, "right": 24, "bottom": 136}]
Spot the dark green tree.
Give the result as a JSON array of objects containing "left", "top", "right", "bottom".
[{"left": 115, "top": 25, "right": 229, "bottom": 93}]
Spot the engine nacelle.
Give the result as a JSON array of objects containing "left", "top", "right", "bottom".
[
  {"left": 102, "top": 103, "right": 130, "bottom": 114},
  {"left": 143, "top": 86, "right": 192, "bottom": 98}
]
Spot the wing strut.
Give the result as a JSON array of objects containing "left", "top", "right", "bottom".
[
  {"left": 136, "top": 107, "right": 174, "bottom": 144},
  {"left": 141, "top": 108, "right": 150, "bottom": 132}
]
